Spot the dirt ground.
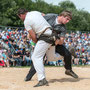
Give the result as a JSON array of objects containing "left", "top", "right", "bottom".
[{"left": 0, "top": 66, "right": 90, "bottom": 90}]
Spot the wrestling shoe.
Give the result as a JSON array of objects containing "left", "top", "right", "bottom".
[
  {"left": 65, "top": 70, "right": 78, "bottom": 78},
  {"left": 24, "top": 77, "right": 31, "bottom": 81},
  {"left": 34, "top": 78, "right": 49, "bottom": 87}
]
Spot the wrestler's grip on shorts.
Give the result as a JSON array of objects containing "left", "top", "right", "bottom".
[{"left": 55, "top": 36, "right": 64, "bottom": 45}]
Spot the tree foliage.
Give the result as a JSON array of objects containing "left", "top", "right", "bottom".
[
  {"left": 0, "top": 0, "right": 90, "bottom": 31},
  {"left": 58, "top": 0, "right": 76, "bottom": 10}
]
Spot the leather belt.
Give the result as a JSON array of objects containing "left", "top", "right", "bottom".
[{"left": 40, "top": 27, "right": 51, "bottom": 36}]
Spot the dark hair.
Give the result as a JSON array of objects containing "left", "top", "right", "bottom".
[
  {"left": 59, "top": 10, "right": 72, "bottom": 19},
  {"left": 17, "top": 8, "right": 28, "bottom": 16}
]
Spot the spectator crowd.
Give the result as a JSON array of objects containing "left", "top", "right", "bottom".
[{"left": 0, "top": 28, "right": 90, "bottom": 67}]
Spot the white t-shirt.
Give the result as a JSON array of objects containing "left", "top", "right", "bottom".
[{"left": 24, "top": 11, "right": 51, "bottom": 35}]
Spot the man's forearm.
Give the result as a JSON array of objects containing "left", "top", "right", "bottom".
[{"left": 28, "top": 30, "right": 37, "bottom": 43}]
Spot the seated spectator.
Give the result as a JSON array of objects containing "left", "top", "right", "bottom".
[
  {"left": 7, "top": 50, "right": 15, "bottom": 67},
  {"left": 80, "top": 53, "right": 86, "bottom": 65},
  {"left": 0, "top": 44, "right": 5, "bottom": 67},
  {"left": 23, "top": 49, "right": 31, "bottom": 66},
  {"left": 12, "top": 50, "right": 22, "bottom": 66},
  {"left": 86, "top": 52, "right": 90, "bottom": 64},
  {"left": 73, "top": 49, "right": 79, "bottom": 65},
  {"left": 0, "top": 60, "right": 5, "bottom": 67},
  {"left": 74, "top": 56, "right": 80, "bottom": 65},
  {"left": 57, "top": 60, "right": 63, "bottom": 66},
  {"left": 0, "top": 50, "right": 5, "bottom": 67},
  {"left": 71, "top": 56, "right": 75, "bottom": 65},
  {"left": 18, "top": 48, "right": 25, "bottom": 66},
  {"left": 0, "top": 45, "right": 3, "bottom": 54},
  {"left": 2, "top": 50, "right": 10, "bottom": 67}
]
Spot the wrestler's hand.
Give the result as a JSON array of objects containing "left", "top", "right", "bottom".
[
  {"left": 27, "top": 33, "right": 31, "bottom": 40},
  {"left": 55, "top": 39, "right": 60, "bottom": 45},
  {"left": 55, "top": 37, "right": 64, "bottom": 45}
]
